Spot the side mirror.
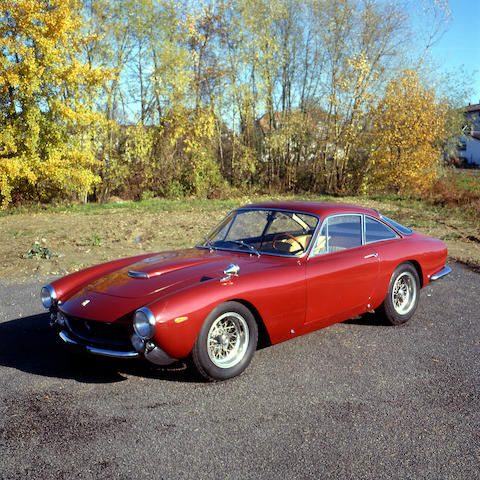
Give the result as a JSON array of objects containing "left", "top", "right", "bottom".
[{"left": 223, "top": 263, "right": 240, "bottom": 277}]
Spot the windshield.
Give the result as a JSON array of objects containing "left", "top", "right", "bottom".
[{"left": 200, "top": 209, "right": 319, "bottom": 256}]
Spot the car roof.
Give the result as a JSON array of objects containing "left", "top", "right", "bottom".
[{"left": 239, "top": 201, "right": 381, "bottom": 219}]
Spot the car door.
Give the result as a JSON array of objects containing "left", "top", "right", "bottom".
[{"left": 305, "top": 214, "right": 379, "bottom": 327}]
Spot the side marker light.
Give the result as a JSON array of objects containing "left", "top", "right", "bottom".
[{"left": 174, "top": 316, "right": 188, "bottom": 324}]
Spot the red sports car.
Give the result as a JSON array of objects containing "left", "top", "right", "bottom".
[{"left": 41, "top": 201, "right": 451, "bottom": 381}]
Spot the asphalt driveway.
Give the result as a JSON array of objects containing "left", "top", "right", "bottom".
[{"left": 0, "top": 262, "right": 478, "bottom": 479}]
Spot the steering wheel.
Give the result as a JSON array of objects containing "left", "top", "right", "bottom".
[{"left": 272, "top": 233, "right": 305, "bottom": 254}]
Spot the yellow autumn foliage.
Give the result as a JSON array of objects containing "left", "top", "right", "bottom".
[
  {"left": 171, "top": 108, "right": 225, "bottom": 196},
  {"left": 368, "top": 70, "right": 447, "bottom": 193},
  {"left": 0, "top": 0, "right": 111, "bottom": 208},
  {"left": 0, "top": 0, "right": 458, "bottom": 204}
]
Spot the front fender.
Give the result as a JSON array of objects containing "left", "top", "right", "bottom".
[
  {"left": 147, "top": 263, "right": 306, "bottom": 359},
  {"left": 146, "top": 277, "right": 254, "bottom": 359}
]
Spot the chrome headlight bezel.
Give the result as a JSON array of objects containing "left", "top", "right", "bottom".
[
  {"left": 41, "top": 285, "right": 57, "bottom": 310},
  {"left": 133, "top": 307, "right": 156, "bottom": 340}
]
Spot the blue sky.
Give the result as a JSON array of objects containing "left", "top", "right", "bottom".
[{"left": 430, "top": 0, "right": 480, "bottom": 105}]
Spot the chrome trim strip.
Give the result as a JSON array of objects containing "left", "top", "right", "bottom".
[
  {"left": 128, "top": 270, "right": 150, "bottom": 279},
  {"left": 431, "top": 266, "right": 452, "bottom": 281},
  {"left": 197, "top": 245, "right": 308, "bottom": 259},
  {"left": 361, "top": 214, "right": 366, "bottom": 246},
  {"left": 87, "top": 346, "right": 140, "bottom": 359},
  {"left": 59, "top": 330, "right": 140, "bottom": 358},
  {"left": 364, "top": 237, "right": 400, "bottom": 245}
]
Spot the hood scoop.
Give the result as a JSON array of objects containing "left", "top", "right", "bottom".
[
  {"left": 128, "top": 270, "right": 151, "bottom": 279},
  {"left": 126, "top": 256, "right": 212, "bottom": 280}
]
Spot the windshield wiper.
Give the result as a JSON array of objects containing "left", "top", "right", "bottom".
[{"left": 227, "top": 240, "right": 260, "bottom": 257}]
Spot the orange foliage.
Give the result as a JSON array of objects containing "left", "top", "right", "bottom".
[{"left": 368, "top": 70, "right": 447, "bottom": 194}]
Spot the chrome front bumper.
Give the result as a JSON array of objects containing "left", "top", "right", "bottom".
[
  {"left": 430, "top": 265, "right": 452, "bottom": 281},
  {"left": 59, "top": 330, "right": 140, "bottom": 358},
  {"left": 58, "top": 329, "right": 177, "bottom": 365}
]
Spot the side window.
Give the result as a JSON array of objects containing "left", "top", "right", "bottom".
[
  {"left": 365, "top": 217, "right": 399, "bottom": 243},
  {"left": 328, "top": 215, "right": 362, "bottom": 251},
  {"left": 311, "top": 214, "right": 362, "bottom": 255}
]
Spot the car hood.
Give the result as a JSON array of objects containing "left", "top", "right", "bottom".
[
  {"left": 60, "top": 248, "right": 274, "bottom": 322},
  {"left": 71, "top": 248, "right": 257, "bottom": 300}
]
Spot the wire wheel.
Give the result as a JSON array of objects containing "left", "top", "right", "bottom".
[
  {"left": 206, "top": 312, "right": 249, "bottom": 369},
  {"left": 392, "top": 271, "right": 417, "bottom": 315}
]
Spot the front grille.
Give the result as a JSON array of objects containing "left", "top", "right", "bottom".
[{"left": 65, "top": 315, "right": 132, "bottom": 350}]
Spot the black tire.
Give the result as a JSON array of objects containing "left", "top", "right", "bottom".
[
  {"left": 192, "top": 301, "right": 258, "bottom": 381},
  {"left": 379, "top": 262, "right": 420, "bottom": 326}
]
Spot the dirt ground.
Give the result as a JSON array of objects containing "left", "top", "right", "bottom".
[
  {"left": 0, "top": 198, "right": 479, "bottom": 283},
  {"left": 0, "top": 207, "right": 231, "bottom": 283}
]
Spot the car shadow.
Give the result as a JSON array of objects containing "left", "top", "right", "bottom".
[
  {"left": 343, "top": 310, "right": 391, "bottom": 327},
  {"left": 1, "top": 311, "right": 389, "bottom": 384},
  {"left": 0, "top": 313, "right": 200, "bottom": 384}
]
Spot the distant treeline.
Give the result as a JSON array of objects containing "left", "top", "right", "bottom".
[{"left": 0, "top": 0, "right": 465, "bottom": 208}]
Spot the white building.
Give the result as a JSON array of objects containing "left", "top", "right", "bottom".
[
  {"left": 457, "top": 103, "right": 480, "bottom": 166},
  {"left": 458, "top": 133, "right": 480, "bottom": 165}
]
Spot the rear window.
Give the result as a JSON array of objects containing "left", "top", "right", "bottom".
[
  {"left": 365, "top": 217, "right": 399, "bottom": 243},
  {"left": 380, "top": 215, "right": 413, "bottom": 236}
]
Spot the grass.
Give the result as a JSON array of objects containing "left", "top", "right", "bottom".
[
  {"left": 0, "top": 196, "right": 248, "bottom": 216},
  {"left": 0, "top": 191, "right": 468, "bottom": 215}
]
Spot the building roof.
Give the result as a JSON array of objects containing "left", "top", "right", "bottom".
[{"left": 465, "top": 103, "right": 480, "bottom": 113}]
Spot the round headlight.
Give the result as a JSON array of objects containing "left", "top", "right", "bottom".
[
  {"left": 41, "top": 285, "right": 57, "bottom": 310},
  {"left": 134, "top": 307, "right": 156, "bottom": 339}
]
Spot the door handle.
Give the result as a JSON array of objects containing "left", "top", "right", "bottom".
[{"left": 364, "top": 253, "right": 378, "bottom": 259}]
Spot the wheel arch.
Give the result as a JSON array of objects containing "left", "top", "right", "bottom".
[
  {"left": 378, "top": 259, "right": 422, "bottom": 326},
  {"left": 404, "top": 259, "right": 423, "bottom": 288},
  {"left": 231, "top": 298, "right": 271, "bottom": 348}
]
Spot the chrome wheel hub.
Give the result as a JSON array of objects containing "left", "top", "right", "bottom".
[
  {"left": 207, "top": 312, "right": 249, "bottom": 369},
  {"left": 392, "top": 272, "right": 416, "bottom": 315}
]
